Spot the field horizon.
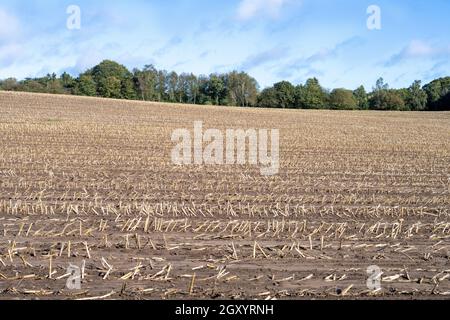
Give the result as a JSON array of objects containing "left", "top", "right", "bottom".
[{"left": 3, "top": 90, "right": 450, "bottom": 114}]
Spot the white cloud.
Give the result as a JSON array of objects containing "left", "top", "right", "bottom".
[
  {"left": 240, "top": 46, "right": 290, "bottom": 70},
  {"left": 385, "top": 40, "right": 450, "bottom": 66},
  {"left": 237, "top": 0, "right": 296, "bottom": 20},
  {"left": 404, "top": 40, "right": 436, "bottom": 57},
  {"left": 0, "top": 8, "right": 20, "bottom": 40}
]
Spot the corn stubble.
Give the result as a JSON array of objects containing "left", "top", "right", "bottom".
[{"left": 0, "top": 91, "right": 449, "bottom": 300}]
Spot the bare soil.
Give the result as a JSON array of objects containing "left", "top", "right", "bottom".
[{"left": 0, "top": 91, "right": 449, "bottom": 300}]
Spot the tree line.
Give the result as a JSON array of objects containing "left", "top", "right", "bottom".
[
  {"left": 1, "top": 60, "right": 449, "bottom": 111},
  {"left": 258, "top": 77, "right": 449, "bottom": 111}
]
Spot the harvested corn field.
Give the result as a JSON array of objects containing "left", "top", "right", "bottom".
[{"left": 0, "top": 91, "right": 449, "bottom": 300}]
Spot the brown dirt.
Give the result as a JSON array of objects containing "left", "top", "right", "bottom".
[{"left": 0, "top": 91, "right": 449, "bottom": 300}]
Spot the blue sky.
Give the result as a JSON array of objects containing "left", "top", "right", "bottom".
[{"left": 0, "top": 0, "right": 449, "bottom": 90}]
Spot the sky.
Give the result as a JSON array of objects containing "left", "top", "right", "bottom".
[{"left": 0, "top": 0, "right": 449, "bottom": 90}]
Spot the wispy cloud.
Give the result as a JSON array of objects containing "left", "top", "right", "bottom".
[
  {"left": 385, "top": 40, "right": 450, "bottom": 67},
  {"left": 236, "top": 0, "right": 298, "bottom": 20},
  {"left": 199, "top": 50, "right": 210, "bottom": 59},
  {"left": 154, "top": 36, "right": 183, "bottom": 57},
  {"left": 277, "top": 36, "right": 364, "bottom": 78},
  {"left": 240, "top": 46, "right": 290, "bottom": 70},
  {"left": 422, "top": 59, "right": 450, "bottom": 82},
  {"left": 0, "top": 0, "right": 449, "bottom": 90},
  {"left": 305, "top": 37, "right": 364, "bottom": 64}
]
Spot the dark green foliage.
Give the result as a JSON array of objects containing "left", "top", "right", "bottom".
[
  {"left": 256, "top": 81, "right": 295, "bottom": 108},
  {"left": 74, "top": 74, "right": 97, "bottom": 96},
  {"left": 257, "top": 78, "right": 329, "bottom": 109},
  {"left": 407, "top": 80, "right": 428, "bottom": 111},
  {"left": 257, "top": 87, "right": 278, "bottom": 108},
  {"left": 369, "top": 77, "right": 389, "bottom": 110},
  {"left": 205, "top": 74, "right": 226, "bottom": 105},
  {"left": 393, "top": 88, "right": 411, "bottom": 111},
  {"left": 384, "top": 90, "right": 406, "bottom": 111},
  {"left": 1, "top": 59, "right": 448, "bottom": 111},
  {"left": 439, "top": 92, "right": 450, "bottom": 110},
  {"left": 86, "top": 60, "right": 136, "bottom": 99},
  {"left": 329, "top": 89, "right": 357, "bottom": 110},
  {"left": 273, "top": 81, "right": 296, "bottom": 109},
  {"left": 370, "top": 91, "right": 405, "bottom": 111},
  {"left": 423, "top": 77, "right": 450, "bottom": 111},
  {"left": 353, "top": 86, "right": 369, "bottom": 110},
  {"left": 295, "top": 78, "right": 328, "bottom": 109},
  {"left": 368, "top": 78, "right": 405, "bottom": 111}
]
